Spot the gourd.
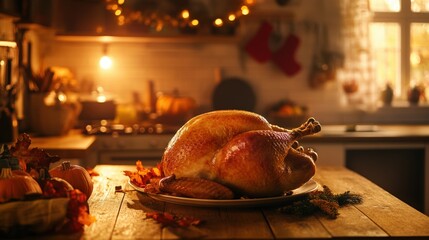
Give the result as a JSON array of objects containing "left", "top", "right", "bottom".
[
  {"left": 49, "top": 161, "right": 93, "bottom": 197},
  {"left": 0, "top": 168, "right": 43, "bottom": 203},
  {"left": 156, "top": 92, "right": 196, "bottom": 117}
]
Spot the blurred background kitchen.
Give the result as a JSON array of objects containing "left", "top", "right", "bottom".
[{"left": 1, "top": 0, "right": 429, "bottom": 214}]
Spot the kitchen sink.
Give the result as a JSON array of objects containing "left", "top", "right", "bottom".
[{"left": 344, "top": 124, "right": 379, "bottom": 132}]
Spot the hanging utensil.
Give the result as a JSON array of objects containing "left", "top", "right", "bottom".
[{"left": 309, "top": 24, "right": 328, "bottom": 88}]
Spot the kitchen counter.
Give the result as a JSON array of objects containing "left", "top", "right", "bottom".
[
  {"left": 29, "top": 125, "right": 429, "bottom": 149},
  {"left": 30, "top": 130, "right": 97, "bottom": 160},
  {"left": 37, "top": 165, "right": 429, "bottom": 239},
  {"left": 26, "top": 124, "right": 429, "bottom": 167},
  {"left": 303, "top": 124, "right": 429, "bottom": 143}
]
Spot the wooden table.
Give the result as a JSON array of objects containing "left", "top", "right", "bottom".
[{"left": 63, "top": 165, "right": 429, "bottom": 239}]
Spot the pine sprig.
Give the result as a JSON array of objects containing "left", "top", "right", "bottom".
[
  {"left": 278, "top": 185, "right": 363, "bottom": 219},
  {"left": 336, "top": 190, "right": 363, "bottom": 206}
]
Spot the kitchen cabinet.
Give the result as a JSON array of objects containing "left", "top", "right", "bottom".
[
  {"left": 306, "top": 143, "right": 344, "bottom": 166},
  {"left": 315, "top": 142, "right": 428, "bottom": 214},
  {"left": 314, "top": 142, "right": 428, "bottom": 214},
  {"left": 301, "top": 125, "right": 429, "bottom": 215},
  {"left": 345, "top": 145, "right": 425, "bottom": 212}
]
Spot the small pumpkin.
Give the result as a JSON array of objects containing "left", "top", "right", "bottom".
[
  {"left": 0, "top": 168, "right": 43, "bottom": 203},
  {"left": 156, "top": 92, "right": 196, "bottom": 117},
  {"left": 49, "top": 161, "right": 93, "bottom": 198},
  {"left": 38, "top": 168, "right": 74, "bottom": 198}
]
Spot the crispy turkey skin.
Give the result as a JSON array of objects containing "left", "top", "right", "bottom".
[{"left": 160, "top": 110, "right": 321, "bottom": 198}]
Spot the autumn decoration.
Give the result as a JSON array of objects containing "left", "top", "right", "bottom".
[{"left": 0, "top": 134, "right": 96, "bottom": 236}]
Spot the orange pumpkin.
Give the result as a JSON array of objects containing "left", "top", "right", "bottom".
[
  {"left": 38, "top": 168, "right": 74, "bottom": 198},
  {"left": 0, "top": 168, "right": 43, "bottom": 203},
  {"left": 156, "top": 93, "right": 196, "bottom": 117},
  {"left": 49, "top": 161, "right": 93, "bottom": 197}
]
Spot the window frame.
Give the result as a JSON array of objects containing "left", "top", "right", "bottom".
[{"left": 371, "top": 0, "right": 429, "bottom": 99}]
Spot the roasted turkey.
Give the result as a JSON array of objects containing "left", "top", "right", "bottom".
[{"left": 159, "top": 110, "right": 321, "bottom": 199}]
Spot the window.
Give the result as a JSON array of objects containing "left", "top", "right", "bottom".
[{"left": 369, "top": 0, "right": 429, "bottom": 100}]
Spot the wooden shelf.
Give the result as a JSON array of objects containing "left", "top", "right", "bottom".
[{"left": 54, "top": 34, "right": 240, "bottom": 44}]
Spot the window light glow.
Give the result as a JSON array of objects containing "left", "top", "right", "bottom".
[{"left": 369, "top": 0, "right": 400, "bottom": 12}]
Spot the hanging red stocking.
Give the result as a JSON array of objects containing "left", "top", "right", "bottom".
[
  {"left": 272, "top": 34, "right": 302, "bottom": 76},
  {"left": 245, "top": 21, "right": 273, "bottom": 63}
]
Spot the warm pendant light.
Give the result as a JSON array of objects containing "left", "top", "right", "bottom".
[{"left": 99, "top": 44, "right": 113, "bottom": 70}]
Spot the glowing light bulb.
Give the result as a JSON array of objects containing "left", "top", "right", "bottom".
[
  {"left": 115, "top": 9, "right": 122, "bottom": 16},
  {"left": 228, "top": 14, "right": 236, "bottom": 21},
  {"left": 191, "top": 19, "right": 199, "bottom": 26},
  {"left": 181, "top": 9, "right": 190, "bottom": 19},
  {"left": 214, "top": 18, "right": 223, "bottom": 27},
  {"left": 241, "top": 6, "right": 250, "bottom": 15},
  {"left": 99, "top": 55, "right": 113, "bottom": 69}
]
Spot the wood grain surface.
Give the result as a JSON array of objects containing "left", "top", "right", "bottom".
[{"left": 37, "top": 165, "right": 429, "bottom": 239}]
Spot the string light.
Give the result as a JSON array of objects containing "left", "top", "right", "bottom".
[
  {"left": 228, "top": 14, "right": 236, "bottom": 22},
  {"left": 191, "top": 19, "right": 199, "bottom": 26},
  {"left": 241, "top": 5, "right": 250, "bottom": 15},
  {"left": 181, "top": 9, "right": 190, "bottom": 19},
  {"left": 214, "top": 18, "right": 224, "bottom": 27},
  {"left": 104, "top": 0, "right": 255, "bottom": 33}
]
